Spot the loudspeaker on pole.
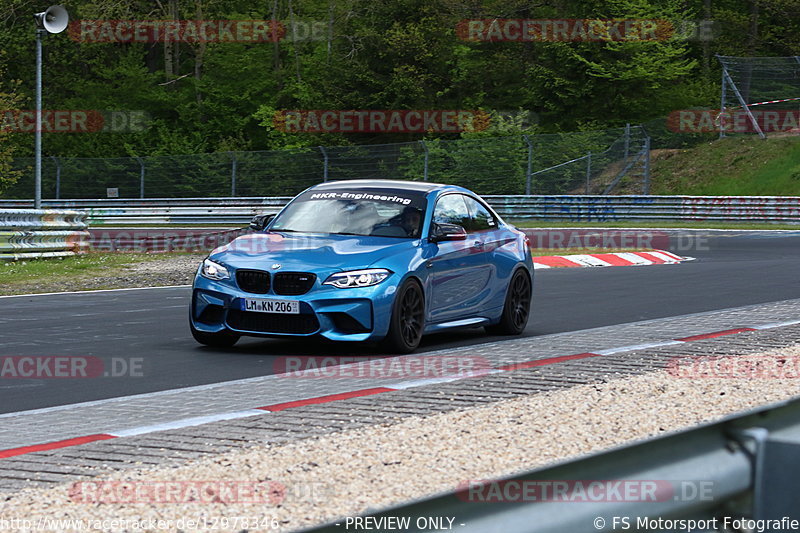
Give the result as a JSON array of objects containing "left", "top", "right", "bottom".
[{"left": 33, "top": 5, "right": 69, "bottom": 34}]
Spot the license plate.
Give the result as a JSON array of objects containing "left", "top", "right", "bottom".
[{"left": 242, "top": 298, "right": 300, "bottom": 314}]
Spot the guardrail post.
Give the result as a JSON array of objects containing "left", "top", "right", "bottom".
[
  {"left": 135, "top": 156, "right": 145, "bottom": 199},
  {"left": 585, "top": 152, "right": 592, "bottom": 194},
  {"left": 51, "top": 156, "right": 61, "bottom": 200},
  {"left": 319, "top": 146, "right": 329, "bottom": 182},
  {"left": 230, "top": 152, "right": 237, "bottom": 196},
  {"left": 643, "top": 137, "right": 651, "bottom": 195},
  {"left": 523, "top": 135, "right": 533, "bottom": 195},
  {"left": 419, "top": 140, "right": 429, "bottom": 181}
]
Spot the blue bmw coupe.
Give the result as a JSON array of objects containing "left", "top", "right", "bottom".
[{"left": 190, "top": 180, "right": 533, "bottom": 353}]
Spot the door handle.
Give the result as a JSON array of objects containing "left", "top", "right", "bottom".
[{"left": 471, "top": 241, "right": 484, "bottom": 249}]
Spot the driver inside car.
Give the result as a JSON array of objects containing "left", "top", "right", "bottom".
[{"left": 398, "top": 206, "right": 422, "bottom": 237}]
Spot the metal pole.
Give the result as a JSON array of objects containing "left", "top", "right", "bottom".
[
  {"left": 51, "top": 155, "right": 60, "bottom": 199},
  {"left": 623, "top": 123, "right": 630, "bottom": 165},
  {"left": 35, "top": 29, "right": 44, "bottom": 209},
  {"left": 643, "top": 137, "right": 651, "bottom": 195},
  {"left": 319, "top": 146, "right": 329, "bottom": 182},
  {"left": 523, "top": 135, "right": 533, "bottom": 195},
  {"left": 585, "top": 152, "right": 591, "bottom": 195},
  {"left": 419, "top": 140, "right": 428, "bottom": 181},
  {"left": 135, "top": 156, "right": 145, "bottom": 198},
  {"left": 230, "top": 152, "right": 237, "bottom": 196},
  {"left": 720, "top": 62, "right": 727, "bottom": 139},
  {"left": 722, "top": 66, "right": 765, "bottom": 139}
]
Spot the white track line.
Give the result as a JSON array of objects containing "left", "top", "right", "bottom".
[
  {"left": 751, "top": 319, "right": 800, "bottom": 330},
  {"left": 0, "top": 285, "right": 191, "bottom": 299},
  {"left": 594, "top": 341, "right": 684, "bottom": 356},
  {"left": 109, "top": 410, "right": 266, "bottom": 437}
]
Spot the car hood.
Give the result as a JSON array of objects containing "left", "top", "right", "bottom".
[{"left": 209, "top": 232, "right": 418, "bottom": 273}]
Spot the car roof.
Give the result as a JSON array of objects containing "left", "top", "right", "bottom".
[{"left": 311, "top": 179, "right": 449, "bottom": 193}]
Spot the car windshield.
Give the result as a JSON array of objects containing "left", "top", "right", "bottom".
[{"left": 270, "top": 187, "right": 428, "bottom": 238}]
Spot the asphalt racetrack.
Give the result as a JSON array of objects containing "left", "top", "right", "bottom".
[{"left": 2, "top": 231, "right": 799, "bottom": 413}]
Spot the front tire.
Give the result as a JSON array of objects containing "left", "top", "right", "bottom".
[
  {"left": 382, "top": 279, "right": 425, "bottom": 354},
  {"left": 486, "top": 268, "right": 531, "bottom": 336},
  {"left": 190, "top": 322, "right": 240, "bottom": 348}
]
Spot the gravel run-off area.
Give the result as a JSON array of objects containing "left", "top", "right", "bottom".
[{"left": 2, "top": 347, "right": 800, "bottom": 532}]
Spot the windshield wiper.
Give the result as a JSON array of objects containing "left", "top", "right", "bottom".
[{"left": 272, "top": 229, "right": 364, "bottom": 236}]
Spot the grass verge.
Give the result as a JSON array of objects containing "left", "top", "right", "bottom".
[
  {"left": 649, "top": 135, "right": 800, "bottom": 196},
  {"left": 0, "top": 253, "right": 202, "bottom": 296}
]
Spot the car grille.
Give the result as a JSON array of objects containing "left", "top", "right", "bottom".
[
  {"left": 236, "top": 269, "right": 270, "bottom": 294},
  {"left": 273, "top": 272, "right": 316, "bottom": 295},
  {"left": 226, "top": 310, "right": 319, "bottom": 334}
]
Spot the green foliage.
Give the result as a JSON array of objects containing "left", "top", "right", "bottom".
[
  {"left": 0, "top": 0, "right": 798, "bottom": 196},
  {"left": 0, "top": 57, "right": 22, "bottom": 195}
]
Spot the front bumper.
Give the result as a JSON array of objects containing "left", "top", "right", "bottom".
[{"left": 191, "top": 273, "right": 399, "bottom": 342}]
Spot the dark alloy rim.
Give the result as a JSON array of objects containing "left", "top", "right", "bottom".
[
  {"left": 509, "top": 272, "right": 531, "bottom": 329},
  {"left": 399, "top": 285, "right": 424, "bottom": 346}
]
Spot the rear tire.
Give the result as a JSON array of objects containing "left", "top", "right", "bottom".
[
  {"left": 190, "top": 322, "right": 240, "bottom": 348},
  {"left": 382, "top": 279, "right": 425, "bottom": 354},
  {"left": 485, "top": 268, "right": 531, "bottom": 336}
]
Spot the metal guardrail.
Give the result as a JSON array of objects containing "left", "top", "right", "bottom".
[
  {"left": 303, "top": 397, "right": 800, "bottom": 532},
  {"left": 0, "top": 198, "right": 290, "bottom": 225},
  {"left": 1, "top": 195, "right": 799, "bottom": 225},
  {"left": 0, "top": 209, "right": 90, "bottom": 260}
]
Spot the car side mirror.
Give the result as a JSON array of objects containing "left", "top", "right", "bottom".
[
  {"left": 429, "top": 222, "right": 467, "bottom": 243},
  {"left": 249, "top": 214, "right": 275, "bottom": 232}
]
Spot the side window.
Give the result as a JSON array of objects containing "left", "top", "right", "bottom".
[
  {"left": 433, "top": 194, "right": 470, "bottom": 228},
  {"left": 463, "top": 196, "right": 497, "bottom": 232}
]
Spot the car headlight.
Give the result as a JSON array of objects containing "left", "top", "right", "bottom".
[
  {"left": 201, "top": 258, "right": 230, "bottom": 280},
  {"left": 323, "top": 268, "right": 392, "bottom": 288}
]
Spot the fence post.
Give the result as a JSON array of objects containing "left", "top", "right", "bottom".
[
  {"left": 585, "top": 152, "right": 592, "bottom": 194},
  {"left": 643, "top": 137, "right": 651, "bottom": 195},
  {"left": 523, "top": 135, "right": 533, "bottom": 195},
  {"left": 135, "top": 156, "right": 145, "bottom": 199},
  {"left": 419, "top": 140, "right": 429, "bottom": 181},
  {"left": 230, "top": 152, "right": 237, "bottom": 196},
  {"left": 719, "top": 65, "right": 727, "bottom": 139},
  {"left": 51, "top": 156, "right": 61, "bottom": 200},
  {"left": 623, "top": 123, "right": 630, "bottom": 165},
  {"left": 319, "top": 146, "right": 329, "bottom": 182}
]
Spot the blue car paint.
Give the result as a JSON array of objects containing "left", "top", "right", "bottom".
[{"left": 191, "top": 180, "right": 533, "bottom": 343}]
